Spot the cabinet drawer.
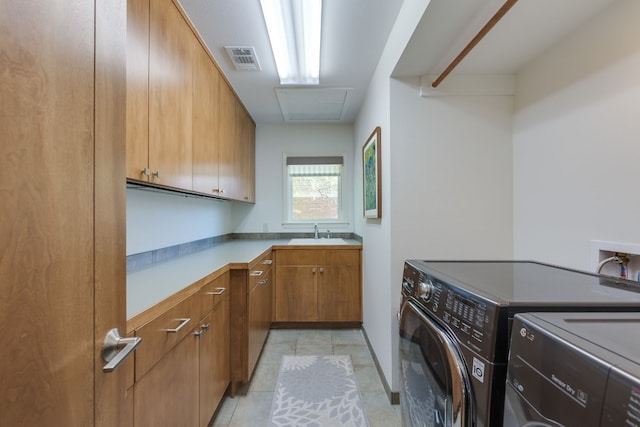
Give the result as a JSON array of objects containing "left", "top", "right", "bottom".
[
  {"left": 277, "top": 248, "right": 360, "bottom": 266},
  {"left": 135, "top": 294, "right": 197, "bottom": 380},
  {"left": 249, "top": 250, "right": 273, "bottom": 290},
  {"left": 326, "top": 249, "right": 360, "bottom": 265},
  {"left": 198, "top": 273, "right": 230, "bottom": 314},
  {"left": 276, "top": 249, "right": 319, "bottom": 266}
]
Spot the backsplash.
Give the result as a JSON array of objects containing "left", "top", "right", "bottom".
[{"left": 127, "top": 232, "right": 362, "bottom": 272}]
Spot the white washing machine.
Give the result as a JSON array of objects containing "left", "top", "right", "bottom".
[{"left": 504, "top": 312, "right": 640, "bottom": 426}]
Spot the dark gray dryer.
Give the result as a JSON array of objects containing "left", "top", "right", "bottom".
[{"left": 504, "top": 312, "right": 640, "bottom": 426}]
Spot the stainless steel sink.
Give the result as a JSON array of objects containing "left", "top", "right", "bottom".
[{"left": 288, "top": 238, "right": 347, "bottom": 245}]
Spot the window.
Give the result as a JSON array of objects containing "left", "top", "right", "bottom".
[{"left": 285, "top": 156, "right": 344, "bottom": 222}]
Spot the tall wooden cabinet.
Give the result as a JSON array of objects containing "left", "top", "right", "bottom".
[{"left": 275, "top": 248, "right": 362, "bottom": 323}]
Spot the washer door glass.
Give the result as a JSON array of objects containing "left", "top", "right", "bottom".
[{"left": 399, "top": 299, "right": 472, "bottom": 427}]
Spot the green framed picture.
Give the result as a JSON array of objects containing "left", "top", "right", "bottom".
[{"left": 363, "top": 127, "right": 381, "bottom": 219}]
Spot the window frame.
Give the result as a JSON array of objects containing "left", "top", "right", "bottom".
[{"left": 283, "top": 154, "right": 346, "bottom": 225}]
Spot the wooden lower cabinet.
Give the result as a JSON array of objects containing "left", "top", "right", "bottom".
[
  {"left": 275, "top": 248, "right": 362, "bottom": 323},
  {"left": 230, "top": 250, "right": 273, "bottom": 392},
  {"left": 134, "top": 331, "right": 199, "bottom": 426},
  {"left": 248, "top": 268, "right": 272, "bottom": 373},
  {"left": 133, "top": 273, "right": 230, "bottom": 427},
  {"left": 275, "top": 266, "right": 317, "bottom": 321},
  {"left": 199, "top": 296, "right": 230, "bottom": 427}
]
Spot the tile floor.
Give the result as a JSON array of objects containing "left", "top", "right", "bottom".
[{"left": 210, "top": 328, "right": 401, "bottom": 427}]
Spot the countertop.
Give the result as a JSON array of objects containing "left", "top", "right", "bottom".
[{"left": 127, "top": 238, "right": 361, "bottom": 320}]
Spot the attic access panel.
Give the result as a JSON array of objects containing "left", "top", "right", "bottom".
[{"left": 275, "top": 87, "right": 352, "bottom": 122}]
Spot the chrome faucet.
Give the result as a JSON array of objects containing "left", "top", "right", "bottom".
[
  {"left": 326, "top": 229, "right": 331, "bottom": 239},
  {"left": 314, "top": 223, "right": 319, "bottom": 239}
]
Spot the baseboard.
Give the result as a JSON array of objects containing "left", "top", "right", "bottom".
[{"left": 361, "top": 326, "right": 400, "bottom": 405}]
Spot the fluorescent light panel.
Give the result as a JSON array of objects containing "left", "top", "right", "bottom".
[{"left": 260, "top": 0, "right": 322, "bottom": 85}]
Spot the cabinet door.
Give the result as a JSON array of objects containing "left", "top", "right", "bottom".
[
  {"left": 149, "top": 0, "right": 193, "bottom": 189},
  {"left": 192, "top": 43, "right": 220, "bottom": 196},
  {"left": 126, "top": 0, "right": 150, "bottom": 181},
  {"left": 236, "top": 103, "right": 255, "bottom": 202},
  {"left": 317, "top": 265, "right": 361, "bottom": 322},
  {"left": 248, "top": 269, "right": 272, "bottom": 375},
  {"left": 217, "top": 79, "right": 237, "bottom": 199},
  {"left": 134, "top": 333, "right": 199, "bottom": 427},
  {"left": 198, "top": 297, "right": 230, "bottom": 427},
  {"left": 275, "top": 266, "right": 318, "bottom": 322}
]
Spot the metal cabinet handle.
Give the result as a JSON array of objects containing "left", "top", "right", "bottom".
[
  {"left": 258, "top": 278, "right": 269, "bottom": 286},
  {"left": 163, "top": 318, "right": 190, "bottom": 333},
  {"left": 194, "top": 329, "right": 204, "bottom": 337},
  {"left": 201, "top": 323, "right": 211, "bottom": 330},
  {"left": 319, "top": 267, "right": 324, "bottom": 273},
  {"left": 250, "top": 270, "right": 263, "bottom": 277},
  {"left": 312, "top": 268, "right": 316, "bottom": 274},
  {"left": 102, "top": 328, "right": 142, "bottom": 373},
  {"left": 262, "top": 260, "right": 273, "bottom": 265},
  {"left": 141, "top": 167, "right": 150, "bottom": 177},
  {"left": 206, "top": 287, "right": 226, "bottom": 296},
  {"left": 152, "top": 170, "right": 161, "bottom": 179}
]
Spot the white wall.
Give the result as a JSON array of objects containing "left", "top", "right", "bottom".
[
  {"left": 126, "top": 187, "right": 233, "bottom": 255},
  {"left": 232, "top": 123, "right": 355, "bottom": 233},
  {"left": 513, "top": 0, "right": 640, "bottom": 270},
  {"left": 353, "top": 0, "right": 432, "bottom": 393}
]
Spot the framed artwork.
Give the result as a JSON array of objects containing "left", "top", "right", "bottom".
[{"left": 363, "top": 126, "right": 381, "bottom": 219}]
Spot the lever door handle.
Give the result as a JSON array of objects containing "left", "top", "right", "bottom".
[{"left": 102, "top": 328, "right": 142, "bottom": 373}]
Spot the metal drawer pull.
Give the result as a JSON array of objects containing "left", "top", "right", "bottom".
[
  {"left": 250, "top": 270, "right": 263, "bottom": 277},
  {"left": 319, "top": 268, "right": 324, "bottom": 273},
  {"left": 258, "top": 279, "right": 268, "bottom": 286},
  {"left": 262, "top": 260, "right": 273, "bottom": 265},
  {"left": 194, "top": 329, "right": 204, "bottom": 337},
  {"left": 102, "top": 328, "right": 142, "bottom": 373},
  {"left": 201, "top": 323, "right": 211, "bottom": 330},
  {"left": 164, "top": 318, "right": 191, "bottom": 333},
  {"left": 206, "top": 287, "right": 226, "bottom": 296}
]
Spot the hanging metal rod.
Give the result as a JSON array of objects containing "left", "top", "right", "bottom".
[{"left": 431, "top": 0, "right": 519, "bottom": 88}]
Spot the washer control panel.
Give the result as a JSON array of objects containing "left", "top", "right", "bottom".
[{"left": 402, "top": 261, "right": 497, "bottom": 359}]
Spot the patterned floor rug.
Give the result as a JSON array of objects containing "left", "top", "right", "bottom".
[{"left": 268, "top": 355, "right": 370, "bottom": 427}]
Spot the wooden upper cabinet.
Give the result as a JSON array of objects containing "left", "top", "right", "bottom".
[
  {"left": 192, "top": 43, "right": 220, "bottom": 196},
  {"left": 126, "top": 0, "right": 150, "bottom": 181},
  {"left": 125, "top": 0, "right": 255, "bottom": 200},
  {"left": 217, "top": 79, "right": 238, "bottom": 199},
  {"left": 148, "top": 0, "right": 193, "bottom": 190},
  {"left": 236, "top": 103, "right": 256, "bottom": 203}
]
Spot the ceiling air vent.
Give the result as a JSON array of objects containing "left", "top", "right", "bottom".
[{"left": 225, "top": 46, "right": 261, "bottom": 71}]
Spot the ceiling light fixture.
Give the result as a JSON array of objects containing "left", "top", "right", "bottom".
[{"left": 259, "top": 0, "right": 322, "bottom": 85}]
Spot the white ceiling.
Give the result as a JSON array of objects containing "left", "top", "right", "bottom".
[
  {"left": 178, "top": 0, "right": 618, "bottom": 125},
  {"left": 393, "top": 0, "right": 618, "bottom": 79},
  {"left": 178, "top": 0, "right": 404, "bottom": 124}
]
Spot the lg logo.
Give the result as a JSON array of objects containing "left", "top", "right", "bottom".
[{"left": 520, "top": 327, "right": 535, "bottom": 341}]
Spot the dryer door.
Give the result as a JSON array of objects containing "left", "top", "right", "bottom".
[{"left": 399, "top": 299, "right": 473, "bottom": 427}]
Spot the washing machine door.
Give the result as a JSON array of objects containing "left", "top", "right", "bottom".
[{"left": 399, "top": 299, "right": 473, "bottom": 427}]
